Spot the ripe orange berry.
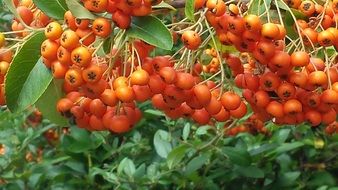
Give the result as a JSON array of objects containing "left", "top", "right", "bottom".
[
  {"left": 60, "top": 30, "right": 80, "bottom": 50},
  {"left": 45, "top": 22, "right": 63, "bottom": 40},
  {"left": 290, "top": 51, "right": 310, "bottom": 67},
  {"left": 221, "top": 91, "right": 241, "bottom": 110},
  {"left": 130, "top": 69, "right": 150, "bottom": 86},
  {"left": 116, "top": 86, "right": 135, "bottom": 102},
  {"left": 92, "top": 17, "right": 111, "bottom": 38},
  {"left": 71, "top": 46, "right": 92, "bottom": 67},
  {"left": 181, "top": 30, "right": 201, "bottom": 50}
]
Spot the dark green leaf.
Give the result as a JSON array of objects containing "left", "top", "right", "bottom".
[
  {"left": 276, "top": 171, "right": 300, "bottom": 187},
  {"left": 222, "top": 147, "right": 251, "bottom": 166},
  {"left": 5, "top": 32, "right": 48, "bottom": 112},
  {"left": 65, "top": 0, "right": 96, "bottom": 20},
  {"left": 127, "top": 16, "right": 173, "bottom": 50},
  {"left": 235, "top": 165, "right": 264, "bottom": 178},
  {"left": 33, "top": 0, "right": 67, "bottom": 19},
  {"left": 284, "top": 8, "right": 307, "bottom": 39},
  {"left": 268, "top": 142, "right": 304, "bottom": 156},
  {"left": 167, "top": 145, "right": 189, "bottom": 169},
  {"left": 185, "top": 0, "right": 195, "bottom": 22},
  {"left": 62, "top": 127, "right": 92, "bottom": 153},
  {"left": 185, "top": 154, "right": 208, "bottom": 175},
  {"left": 272, "top": 129, "right": 291, "bottom": 144},
  {"left": 35, "top": 79, "right": 68, "bottom": 126},
  {"left": 153, "top": 130, "right": 172, "bottom": 158}
]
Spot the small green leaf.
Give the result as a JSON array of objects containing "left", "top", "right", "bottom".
[
  {"left": 268, "top": 142, "right": 304, "bottom": 156},
  {"left": 196, "top": 125, "right": 212, "bottom": 135},
  {"left": 35, "top": 79, "right": 68, "bottom": 126},
  {"left": 127, "top": 16, "right": 173, "bottom": 50},
  {"left": 5, "top": 32, "right": 48, "bottom": 112},
  {"left": 272, "top": 129, "right": 291, "bottom": 144},
  {"left": 182, "top": 123, "right": 190, "bottom": 141},
  {"left": 185, "top": 0, "right": 195, "bottom": 22},
  {"left": 153, "top": 2, "right": 176, "bottom": 10},
  {"left": 185, "top": 154, "right": 209, "bottom": 175},
  {"left": 66, "top": 0, "right": 96, "bottom": 20},
  {"left": 153, "top": 130, "right": 172, "bottom": 158},
  {"left": 33, "top": 0, "right": 67, "bottom": 19},
  {"left": 167, "top": 145, "right": 189, "bottom": 169},
  {"left": 119, "top": 158, "right": 136, "bottom": 177},
  {"left": 235, "top": 165, "right": 264, "bottom": 178},
  {"left": 222, "top": 147, "right": 251, "bottom": 166}
]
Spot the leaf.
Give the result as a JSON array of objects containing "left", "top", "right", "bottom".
[
  {"left": 65, "top": 0, "right": 96, "bottom": 20},
  {"left": 248, "top": 0, "right": 272, "bottom": 15},
  {"left": 144, "top": 109, "right": 165, "bottom": 117},
  {"left": 153, "top": 130, "right": 172, "bottom": 158},
  {"left": 276, "top": 171, "right": 301, "bottom": 187},
  {"left": 153, "top": 2, "right": 176, "bottom": 10},
  {"left": 272, "top": 129, "right": 291, "bottom": 144},
  {"left": 33, "top": 0, "right": 67, "bottom": 19},
  {"left": 118, "top": 158, "right": 135, "bottom": 177},
  {"left": 196, "top": 125, "right": 212, "bottom": 135},
  {"left": 249, "top": 143, "right": 279, "bottom": 156},
  {"left": 127, "top": 16, "right": 173, "bottom": 50},
  {"left": 222, "top": 147, "right": 251, "bottom": 166},
  {"left": 235, "top": 165, "right": 264, "bottom": 178},
  {"left": 62, "top": 127, "right": 92, "bottom": 153},
  {"left": 35, "top": 79, "right": 68, "bottom": 126},
  {"left": 5, "top": 32, "right": 48, "bottom": 112},
  {"left": 185, "top": 0, "right": 195, "bottom": 22},
  {"left": 185, "top": 154, "right": 209, "bottom": 175},
  {"left": 284, "top": 8, "right": 307, "bottom": 39},
  {"left": 182, "top": 123, "right": 190, "bottom": 141},
  {"left": 167, "top": 145, "right": 189, "bottom": 169},
  {"left": 268, "top": 142, "right": 304, "bottom": 156}
]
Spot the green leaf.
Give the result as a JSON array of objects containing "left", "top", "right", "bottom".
[
  {"left": 308, "top": 171, "right": 336, "bottom": 187},
  {"left": 118, "top": 158, "right": 136, "bottom": 177},
  {"left": 5, "top": 32, "right": 47, "bottom": 112},
  {"left": 127, "top": 16, "right": 173, "bottom": 50},
  {"left": 65, "top": 0, "right": 96, "bottom": 20},
  {"left": 35, "top": 79, "right": 68, "bottom": 126},
  {"left": 284, "top": 8, "right": 307, "bottom": 39},
  {"left": 235, "top": 165, "right": 264, "bottom": 178},
  {"left": 153, "top": 129, "right": 172, "bottom": 158},
  {"left": 62, "top": 127, "right": 92, "bottom": 153},
  {"left": 222, "top": 147, "right": 251, "bottom": 166},
  {"left": 272, "top": 129, "right": 291, "bottom": 144},
  {"left": 268, "top": 142, "right": 304, "bottom": 156},
  {"left": 196, "top": 125, "right": 212, "bottom": 135},
  {"left": 153, "top": 1, "right": 176, "bottom": 10},
  {"left": 275, "top": 0, "right": 291, "bottom": 11},
  {"left": 33, "top": 0, "right": 67, "bottom": 19},
  {"left": 182, "top": 123, "right": 190, "bottom": 141},
  {"left": 276, "top": 171, "right": 301, "bottom": 187},
  {"left": 248, "top": 0, "right": 272, "bottom": 15},
  {"left": 167, "top": 145, "right": 189, "bottom": 169},
  {"left": 185, "top": 0, "right": 195, "bottom": 22},
  {"left": 185, "top": 154, "right": 209, "bottom": 175}
]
